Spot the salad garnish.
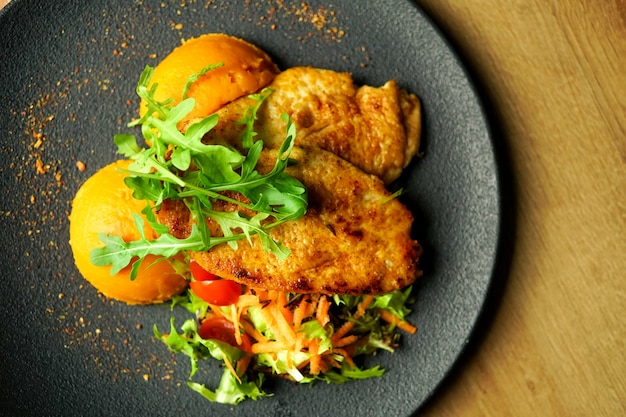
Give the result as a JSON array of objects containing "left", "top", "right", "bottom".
[{"left": 155, "top": 284, "right": 415, "bottom": 404}]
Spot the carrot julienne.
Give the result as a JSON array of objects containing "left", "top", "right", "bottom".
[
  {"left": 157, "top": 282, "right": 416, "bottom": 405},
  {"left": 377, "top": 308, "right": 418, "bottom": 334},
  {"left": 316, "top": 295, "right": 331, "bottom": 327}
]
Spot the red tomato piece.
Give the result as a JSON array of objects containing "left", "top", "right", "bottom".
[
  {"left": 238, "top": 333, "right": 252, "bottom": 353},
  {"left": 198, "top": 316, "right": 252, "bottom": 352},
  {"left": 190, "top": 279, "right": 241, "bottom": 306},
  {"left": 189, "top": 260, "right": 220, "bottom": 281},
  {"left": 198, "top": 316, "right": 236, "bottom": 344}
]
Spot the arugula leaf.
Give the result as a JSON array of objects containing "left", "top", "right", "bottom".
[
  {"left": 182, "top": 63, "right": 224, "bottom": 99},
  {"left": 91, "top": 216, "right": 244, "bottom": 278},
  {"left": 236, "top": 88, "right": 272, "bottom": 149},
  {"left": 92, "top": 65, "right": 308, "bottom": 280}
]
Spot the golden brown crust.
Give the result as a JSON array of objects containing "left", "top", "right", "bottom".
[
  {"left": 156, "top": 147, "right": 421, "bottom": 295},
  {"left": 165, "top": 67, "right": 424, "bottom": 294}
]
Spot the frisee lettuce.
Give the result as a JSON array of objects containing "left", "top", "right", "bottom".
[
  {"left": 153, "top": 317, "right": 272, "bottom": 404},
  {"left": 188, "top": 371, "right": 270, "bottom": 404},
  {"left": 156, "top": 285, "right": 415, "bottom": 404},
  {"left": 90, "top": 65, "right": 308, "bottom": 279}
]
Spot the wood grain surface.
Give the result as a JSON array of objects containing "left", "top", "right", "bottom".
[
  {"left": 413, "top": 1, "right": 626, "bottom": 416},
  {"left": 1, "top": 0, "right": 623, "bottom": 415}
]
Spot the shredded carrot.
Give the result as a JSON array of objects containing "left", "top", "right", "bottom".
[
  {"left": 315, "top": 295, "right": 331, "bottom": 327},
  {"left": 331, "top": 295, "right": 374, "bottom": 343},
  {"left": 267, "top": 290, "right": 278, "bottom": 303},
  {"left": 318, "top": 356, "right": 331, "bottom": 373},
  {"left": 331, "top": 321, "right": 355, "bottom": 343},
  {"left": 355, "top": 295, "right": 374, "bottom": 319},
  {"left": 322, "top": 353, "right": 341, "bottom": 370},
  {"left": 333, "top": 334, "right": 359, "bottom": 348},
  {"left": 257, "top": 303, "right": 279, "bottom": 338},
  {"left": 236, "top": 353, "right": 252, "bottom": 376},
  {"left": 208, "top": 304, "right": 225, "bottom": 318},
  {"left": 276, "top": 291, "right": 288, "bottom": 306},
  {"left": 251, "top": 340, "right": 291, "bottom": 354},
  {"left": 331, "top": 348, "right": 355, "bottom": 368},
  {"left": 292, "top": 296, "right": 310, "bottom": 328},
  {"left": 252, "top": 288, "right": 270, "bottom": 302},
  {"left": 269, "top": 302, "right": 297, "bottom": 344},
  {"left": 229, "top": 305, "right": 243, "bottom": 345},
  {"left": 309, "top": 355, "right": 321, "bottom": 375},
  {"left": 308, "top": 339, "right": 321, "bottom": 375},
  {"left": 236, "top": 294, "right": 260, "bottom": 308},
  {"left": 307, "top": 294, "right": 320, "bottom": 316},
  {"left": 377, "top": 308, "right": 417, "bottom": 334},
  {"left": 240, "top": 318, "right": 267, "bottom": 343},
  {"left": 276, "top": 291, "right": 294, "bottom": 323},
  {"left": 297, "top": 358, "right": 311, "bottom": 370},
  {"left": 222, "top": 354, "right": 241, "bottom": 384},
  {"left": 294, "top": 331, "right": 305, "bottom": 355}
]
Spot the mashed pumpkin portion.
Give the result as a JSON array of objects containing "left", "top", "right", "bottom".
[
  {"left": 69, "top": 160, "right": 188, "bottom": 304},
  {"left": 141, "top": 33, "right": 279, "bottom": 123}
]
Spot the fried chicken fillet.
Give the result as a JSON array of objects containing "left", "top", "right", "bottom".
[
  {"left": 161, "top": 67, "right": 423, "bottom": 294},
  {"left": 156, "top": 147, "right": 421, "bottom": 295},
  {"left": 186, "top": 66, "right": 421, "bottom": 184}
]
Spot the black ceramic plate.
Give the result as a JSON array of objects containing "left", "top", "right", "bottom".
[{"left": 0, "top": 1, "right": 501, "bottom": 416}]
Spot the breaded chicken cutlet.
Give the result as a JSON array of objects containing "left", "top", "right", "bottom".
[
  {"left": 157, "top": 146, "right": 422, "bottom": 295},
  {"left": 159, "top": 67, "right": 422, "bottom": 295}
]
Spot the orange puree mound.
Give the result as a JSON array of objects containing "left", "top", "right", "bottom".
[
  {"left": 69, "top": 160, "right": 188, "bottom": 305},
  {"left": 142, "top": 33, "right": 279, "bottom": 122}
]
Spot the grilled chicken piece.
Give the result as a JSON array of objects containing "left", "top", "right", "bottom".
[
  {"left": 156, "top": 146, "right": 421, "bottom": 295},
  {"left": 188, "top": 66, "right": 421, "bottom": 184}
]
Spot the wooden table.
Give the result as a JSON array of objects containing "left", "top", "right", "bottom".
[
  {"left": 1, "top": 0, "right": 623, "bottom": 415},
  {"left": 413, "top": 1, "right": 626, "bottom": 416}
]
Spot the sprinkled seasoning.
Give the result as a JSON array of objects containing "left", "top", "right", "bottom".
[
  {"left": 252, "top": 1, "right": 347, "bottom": 42},
  {"left": 3, "top": 0, "right": 379, "bottom": 406}
]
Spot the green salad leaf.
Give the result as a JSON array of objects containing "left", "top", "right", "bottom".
[
  {"left": 301, "top": 362, "right": 385, "bottom": 384},
  {"left": 154, "top": 317, "right": 271, "bottom": 404},
  {"left": 332, "top": 286, "right": 415, "bottom": 354},
  {"left": 188, "top": 371, "right": 269, "bottom": 405}
]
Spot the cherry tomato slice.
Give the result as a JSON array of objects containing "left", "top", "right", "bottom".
[
  {"left": 190, "top": 279, "right": 241, "bottom": 306},
  {"left": 198, "top": 316, "right": 252, "bottom": 352},
  {"left": 198, "top": 316, "right": 236, "bottom": 344},
  {"left": 189, "top": 260, "right": 220, "bottom": 281}
]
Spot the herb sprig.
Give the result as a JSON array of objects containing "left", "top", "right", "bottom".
[{"left": 90, "top": 65, "right": 308, "bottom": 279}]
